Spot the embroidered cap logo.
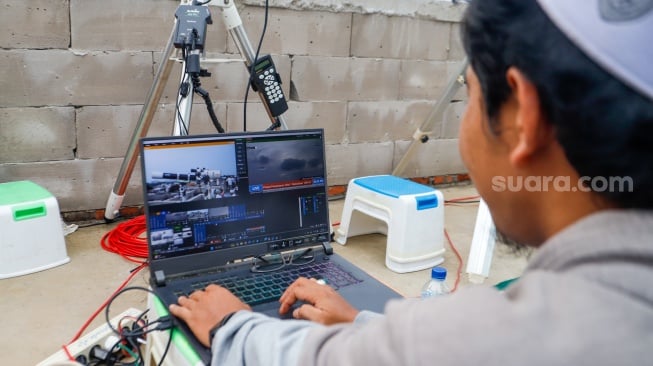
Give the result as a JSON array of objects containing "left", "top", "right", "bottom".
[{"left": 599, "top": 0, "right": 653, "bottom": 21}]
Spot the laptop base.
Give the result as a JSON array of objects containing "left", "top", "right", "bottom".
[{"left": 152, "top": 252, "right": 401, "bottom": 365}]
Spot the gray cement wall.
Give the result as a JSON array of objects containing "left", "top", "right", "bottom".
[{"left": 0, "top": 0, "right": 468, "bottom": 213}]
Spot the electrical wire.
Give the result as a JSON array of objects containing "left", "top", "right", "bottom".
[
  {"left": 444, "top": 195, "right": 480, "bottom": 204},
  {"left": 175, "top": 72, "right": 191, "bottom": 136},
  {"left": 77, "top": 216, "right": 128, "bottom": 228},
  {"left": 101, "top": 215, "right": 148, "bottom": 263},
  {"left": 61, "top": 344, "right": 75, "bottom": 362},
  {"left": 118, "top": 343, "right": 140, "bottom": 362},
  {"left": 105, "top": 286, "right": 174, "bottom": 366},
  {"left": 444, "top": 229, "right": 463, "bottom": 292},
  {"left": 442, "top": 194, "right": 480, "bottom": 292},
  {"left": 90, "top": 194, "right": 470, "bottom": 362},
  {"left": 243, "top": 0, "right": 270, "bottom": 131},
  {"left": 445, "top": 202, "right": 480, "bottom": 207},
  {"left": 68, "top": 287, "right": 171, "bottom": 366},
  {"left": 66, "top": 262, "right": 148, "bottom": 346},
  {"left": 63, "top": 217, "right": 150, "bottom": 361}
]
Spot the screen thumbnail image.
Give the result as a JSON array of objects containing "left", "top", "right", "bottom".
[
  {"left": 143, "top": 143, "right": 240, "bottom": 205},
  {"left": 150, "top": 228, "right": 175, "bottom": 246},
  {"left": 246, "top": 138, "right": 324, "bottom": 186}
]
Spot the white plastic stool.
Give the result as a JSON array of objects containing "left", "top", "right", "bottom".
[
  {"left": 334, "top": 175, "right": 445, "bottom": 273},
  {"left": 0, "top": 181, "right": 70, "bottom": 279}
]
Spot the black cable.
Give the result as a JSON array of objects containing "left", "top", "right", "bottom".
[
  {"left": 181, "top": 27, "right": 225, "bottom": 134},
  {"left": 191, "top": 73, "right": 225, "bottom": 133},
  {"left": 127, "top": 336, "right": 144, "bottom": 366},
  {"left": 202, "top": 92, "right": 225, "bottom": 133},
  {"left": 107, "top": 335, "right": 138, "bottom": 365},
  {"left": 176, "top": 72, "right": 190, "bottom": 135},
  {"left": 243, "top": 0, "right": 270, "bottom": 132},
  {"left": 110, "top": 325, "right": 145, "bottom": 366},
  {"left": 105, "top": 286, "right": 175, "bottom": 366},
  {"left": 77, "top": 215, "right": 129, "bottom": 228}
]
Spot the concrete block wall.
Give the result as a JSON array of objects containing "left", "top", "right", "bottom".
[{"left": 0, "top": 0, "right": 469, "bottom": 214}]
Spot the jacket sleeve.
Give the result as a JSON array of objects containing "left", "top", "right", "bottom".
[
  {"left": 212, "top": 286, "right": 524, "bottom": 366},
  {"left": 209, "top": 288, "right": 511, "bottom": 366},
  {"left": 296, "top": 287, "right": 525, "bottom": 366},
  {"left": 210, "top": 311, "right": 321, "bottom": 366},
  {"left": 210, "top": 270, "right": 645, "bottom": 366},
  {"left": 353, "top": 310, "right": 384, "bottom": 324}
]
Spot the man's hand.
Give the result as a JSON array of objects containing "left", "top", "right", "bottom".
[
  {"left": 169, "top": 284, "right": 251, "bottom": 347},
  {"left": 278, "top": 277, "right": 359, "bottom": 325}
]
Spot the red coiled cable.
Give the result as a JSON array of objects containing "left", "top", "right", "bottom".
[{"left": 101, "top": 215, "right": 148, "bottom": 263}]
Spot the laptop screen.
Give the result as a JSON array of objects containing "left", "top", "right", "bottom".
[{"left": 140, "top": 129, "right": 331, "bottom": 265}]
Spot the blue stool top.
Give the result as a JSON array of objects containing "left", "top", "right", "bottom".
[{"left": 353, "top": 175, "right": 435, "bottom": 198}]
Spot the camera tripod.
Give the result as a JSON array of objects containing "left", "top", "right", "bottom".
[
  {"left": 103, "top": 1, "right": 494, "bottom": 283},
  {"left": 104, "top": 0, "right": 289, "bottom": 221}
]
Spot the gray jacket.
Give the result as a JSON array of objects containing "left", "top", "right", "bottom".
[{"left": 212, "top": 210, "right": 653, "bottom": 366}]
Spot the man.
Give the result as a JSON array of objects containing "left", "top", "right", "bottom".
[{"left": 170, "top": 0, "right": 653, "bottom": 364}]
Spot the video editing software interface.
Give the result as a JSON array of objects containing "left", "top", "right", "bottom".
[{"left": 142, "top": 131, "right": 330, "bottom": 260}]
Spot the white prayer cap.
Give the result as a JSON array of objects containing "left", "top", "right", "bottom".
[{"left": 536, "top": 0, "right": 653, "bottom": 101}]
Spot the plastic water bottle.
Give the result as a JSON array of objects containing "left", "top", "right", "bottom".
[{"left": 420, "top": 266, "right": 450, "bottom": 299}]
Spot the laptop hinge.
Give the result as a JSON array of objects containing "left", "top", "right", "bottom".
[
  {"left": 154, "top": 270, "right": 166, "bottom": 287},
  {"left": 322, "top": 241, "right": 333, "bottom": 255}
]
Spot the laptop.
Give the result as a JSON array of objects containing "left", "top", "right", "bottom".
[{"left": 140, "top": 129, "right": 401, "bottom": 364}]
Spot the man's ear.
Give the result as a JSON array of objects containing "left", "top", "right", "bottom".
[{"left": 505, "top": 67, "right": 553, "bottom": 167}]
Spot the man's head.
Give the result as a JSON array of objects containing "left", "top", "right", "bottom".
[{"left": 458, "top": 0, "right": 653, "bottom": 246}]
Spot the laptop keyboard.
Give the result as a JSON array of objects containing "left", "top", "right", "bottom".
[{"left": 174, "top": 260, "right": 362, "bottom": 306}]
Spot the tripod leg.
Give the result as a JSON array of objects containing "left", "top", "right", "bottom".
[
  {"left": 392, "top": 59, "right": 468, "bottom": 177},
  {"left": 173, "top": 57, "right": 194, "bottom": 136},
  {"left": 104, "top": 25, "right": 179, "bottom": 221}
]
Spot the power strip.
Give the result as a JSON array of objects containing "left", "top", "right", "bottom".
[{"left": 37, "top": 307, "right": 143, "bottom": 366}]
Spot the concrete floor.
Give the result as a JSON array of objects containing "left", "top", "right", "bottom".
[{"left": 1, "top": 184, "right": 529, "bottom": 365}]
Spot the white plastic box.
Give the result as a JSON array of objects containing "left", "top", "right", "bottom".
[{"left": 0, "top": 181, "right": 70, "bottom": 279}]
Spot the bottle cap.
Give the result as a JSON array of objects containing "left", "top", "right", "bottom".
[
  {"left": 536, "top": 0, "right": 653, "bottom": 101},
  {"left": 431, "top": 266, "right": 447, "bottom": 280}
]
